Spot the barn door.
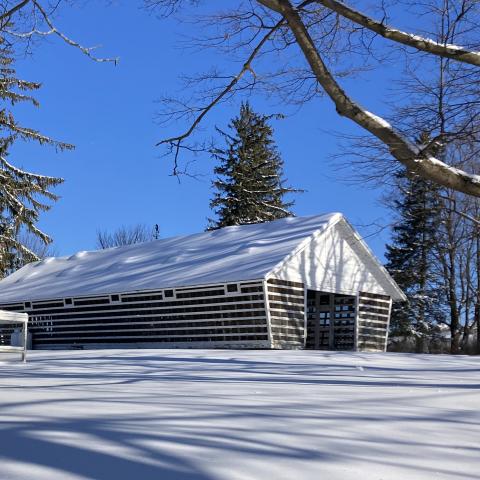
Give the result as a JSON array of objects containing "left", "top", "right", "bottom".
[
  {"left": 306, "top": 291, "right": 333, "bottom": 350},
  {"left": 306, "top": 291, "right": 356, "bottom": 350}
]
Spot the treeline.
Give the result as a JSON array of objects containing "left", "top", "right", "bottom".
[{"left": 386, "top": 141, "right": 480, "bottom": 354}]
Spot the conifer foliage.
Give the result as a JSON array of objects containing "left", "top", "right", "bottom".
[
  {"left": 385, "top": 168, "right": 440, "bottom": 344},
  {"left": 0, "top": 41, "right": 68, "bottom": 277},
  {"left": 209, "top": 102, "right": 298, "bottom": 229}
]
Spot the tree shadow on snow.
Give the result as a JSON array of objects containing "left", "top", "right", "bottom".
[{"left": 0, "top": 351, "right": 479, "bottom": 479}]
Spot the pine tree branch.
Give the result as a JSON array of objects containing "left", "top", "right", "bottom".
[
  {"left": 25, "top": 222, "right": 51, "bottom": 244},
  {"left": 0, "top": 156, "right": 64, "bottom": 182},
  {"left": 0, "top": 234, "right": 41, "bottom": 261},
  {"left": 4, "top": 121, "right": 74, "bottom": 149}
]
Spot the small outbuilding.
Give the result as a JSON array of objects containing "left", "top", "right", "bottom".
[{"left": 0, "top": 213, "right": 405, "bottom": 351}]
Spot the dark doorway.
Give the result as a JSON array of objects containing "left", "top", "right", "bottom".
[{"left": 306, "top": 291, "right": 356, "bottom": 350}]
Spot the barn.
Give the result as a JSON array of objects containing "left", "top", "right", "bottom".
[{"left": 0, "top": 213, "right": 404, "bottom": 351}]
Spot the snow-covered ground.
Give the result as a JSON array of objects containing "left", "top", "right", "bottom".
[{"left": 0, "top": 350, "right": 479, "bottom": 480}]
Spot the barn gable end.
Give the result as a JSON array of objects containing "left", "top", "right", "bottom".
[{"left": 267, "top": 217, "right": 404, "bottom": 301}]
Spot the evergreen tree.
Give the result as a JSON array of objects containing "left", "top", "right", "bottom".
[
  {"left": 385, "top": 167, "right": 440, "bottom": 348},
  {"left": 208, "top": 102, "right": 299, "bottom": 229},
  {"left": 0, "top": 40, "right": 68, "bottom": 277}
]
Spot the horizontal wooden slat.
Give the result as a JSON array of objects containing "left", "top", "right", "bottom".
[
  {"left": 269, "top": 309, "right": 304, "bottom": 320},
  {"left": 358, "top": 313, "right": 389, "bottom": 323},
  {"left": 358, "top": 305, "right": 390, "bottom": 315},
  {"left": 270, "top": 316, "right": 304, "bottom": 324},
  {"left": 267, "top": 278, "right": 304, "bottom": 288},
  {"left": 358, "top": 328, "right": 387, "bottom": 340},
  {"left": 267, "top": 294, "right": 304, "bottom": 305},
  {"left": 273, "top": 339, "right": 303, "bottom": 343},
  {"left": 270, "top": 327, "right": 304, "bottom": 335},
  {"left": 358, "top": 320, "right": 388, "bottom": 330},
  {"left": 357, "top": 339, "right": 386, "bottom": 349},
  {"left": 175, "top": 284, "right": 226, "bottom": 292},
  {"left": 34, "top": 331, "right": 269, "bottom": 342},
  {"left": 29, "top": 315, "right": 267, "bottom": 329},
  {"left": 269, "top": 302, "right": 304, "bottom": 312},
  {"left": 176, "top": 289, "right": 225, "bottom": 299},
  {"left": 358, "top": 298, "right": 391, "bottom": 309},
  {"left": 34, "top": 325, "right": 269, "bottom": 338},
  {"left": 29, "top": 308, "right": 267, "bottom": 327},
  {"left": 359, "top": 292, "right": 391, "bottom": 301}
]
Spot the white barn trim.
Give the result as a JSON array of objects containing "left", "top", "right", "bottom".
[{"left": 0, "top": 310, "right": 28, "bottom": 362}]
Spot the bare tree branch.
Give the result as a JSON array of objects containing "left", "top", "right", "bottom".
[
  {"left": 0, "top": 0, "right": 31, "bottom": 23},
  {"left": 314, "top": 0, "right": 480, "bottom": 67},
  {"left": 31, "top": 1, "right": 118, "bottom": 64},
  {"left": 438, "top": 194, "right": 480, "bottom": 226},
  {"left": 156, "top": 18, "right": 284, "bottom": 150},
  {"left": 257, "top": 0, "right": 480, "bottom": 197},
  {"left": 96, "top": 224, "right": 156, "bottom": 249}
]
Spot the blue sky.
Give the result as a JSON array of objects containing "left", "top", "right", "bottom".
[{"left": 11, "top": 1, "right": 399, "bottom": 259}]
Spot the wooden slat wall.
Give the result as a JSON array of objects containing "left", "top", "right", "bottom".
[
  {"left": 356, "top": 291, "right": 392, "bottom": 352},
  {"left": 266, "top": 278, "right": 305, "bottom": 349},
  {"left": 0, "top": 281, "right": 270, "bottom": 349}
]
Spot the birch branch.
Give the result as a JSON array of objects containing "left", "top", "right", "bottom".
[
  {"left": 258, "top": 0, "right": 480, "bottom": 197},
  {"left": 314, "top": 0, "right": 480, "bottom": 67}
]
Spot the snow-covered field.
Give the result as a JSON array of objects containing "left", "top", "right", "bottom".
[{"left": 0, "top": 350, "right": 479, "bottom": 480}]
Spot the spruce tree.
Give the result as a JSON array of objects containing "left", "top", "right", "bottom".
[
  {"left": 0, "top": 40, "right": 68, "bottom": 277},
  {"left": 208, "top": 102, "right": 298, "bottom": 229},
  {"left": 385, "top": 167, "right": 440, "bottom": 348}
]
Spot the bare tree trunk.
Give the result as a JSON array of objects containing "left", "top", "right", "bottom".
[
  {"left": 476, "top": 229, "right": 480, "bottom": 354},
  {"left": 444, "top": 205, "right": 461, "bottom": 354},
  {"left": 449, "top": 271, "right": 461, "bottom": 354}
]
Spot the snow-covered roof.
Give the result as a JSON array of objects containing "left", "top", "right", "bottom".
[
  {"left": 0, "top": 213, "right": 342, "bottom": 303},
  {"left": 0, "top": 213, "right": 404, "bottom": 303}
]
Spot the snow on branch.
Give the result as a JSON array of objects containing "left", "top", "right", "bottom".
[
  {"left": 0, "top": 234, "right": 41, "bottom": 261},
  {"left": 0, "top": 156, "right": 62, "bottom": 182},
  {"left": 314, "top": 0, "right": 480, "bottom": 67},
  {"left": 258, "top": 0, "right": 480, "bottom": 197},
  {"left": 1, "top": 1, "right": 118, "bottom": 64},
  {"left": 31, "top": 1, "right": 118, "bottom": 64}
]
